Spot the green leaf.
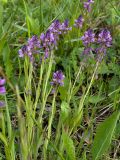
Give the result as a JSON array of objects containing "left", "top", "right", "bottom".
[
  {"left": 92, "top": 111, "right": 120, "bottom": 160},
  {"left": 2, "top": 43, "right": 13, "bottom": 78},
  {"left": 0, "top": 132, "right": 8, "bottom": 146},
  {"left": 62, "top": 131, "right": 76, "bottom": 160},
  {"left": 88, "top": 95, "right": 104, "bottom": 104}
]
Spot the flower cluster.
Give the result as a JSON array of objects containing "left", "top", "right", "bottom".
[
  {"left": 19, "top": 20, "right": 71, "bottom": 61},
  {"left": 81, "top": 28, "right": 112, "bottom": 55},
  {"left": 81, "top": 29, "right": 95, "bottom": 46},
  {"left": 83, "top": 0, "right": 94, "bottom": 12},
  {"left": 0, "top": 78, "right": 6, "bottom": 107},
  {"left": 74, "top": 15, "right": 84, "bottom": 28},
  {"left": 97, "top": 29, "right": 112, "bottom": 47},
  {"left": 40, "top": 19, "right": 72, "bottom": 59},
  {"left": 81, "top": 29, "right": 95, "bottom": 54},
  {"left": 19, "top": 35, "right": 41, "bottom": 61},
  {"left": 51, "top": 70, "right": 65, "bottom": 87},
  {"left": 96, "top": 29, "right": 112, "bottom": 54}
]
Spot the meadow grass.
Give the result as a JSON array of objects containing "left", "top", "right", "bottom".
[{"left": 0, "top": 0, "right": 120, "bottom": 160}]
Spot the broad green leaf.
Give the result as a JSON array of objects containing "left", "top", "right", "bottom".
[
  {"left": 62, "top": 131, "right": 76, "bottom": 160},
  {"left": 92, "top": 111, "right": 120, "bottom": 160}
]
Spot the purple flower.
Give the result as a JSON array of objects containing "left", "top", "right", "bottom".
[
  {"left": 40, "top": 19, "right": 71, "bottom": 59},
  {"left": 81, "top": 29, "right": 95, "bottom": 46},
  {"left": 0, "top": 78, "right": 6, "bottom": 94},
  {"left": 40, "top": 30, "right": 57, "bottom": 49},
  {"left": 95, "top": 29, "right": 112, "bottom": 56},
  {"left": 49, "top": 20, "right": 61, "bottom": 34},
  {"left": 74, "top": 15, "right": 84, "bottom": 28},
  {"left": 51, "top": 70, "right": 65, "bottom": 87},
  {"left": 0, "top": 86, "right": 6, "bottom": 94},
  {"left": 18, "top": 45, "right": 28, "bottom": 58},
  {"left": 0, "top": 79, "right": 5, "bottom": 86},
  {"left": 28, "top": 35, "right": 40, "bottom": 49},
  {"left": 19, "top": 19, "right": 72, "bottom": 61},
  {"left": 18, "top": 35, "right": 41, "bottom": 61},
  {"left": 60, "top": 19, "right": 72, "bottom": 33},
  {"left": 88, "top": 0, "right": 94, "bottom": 3},
  {"left": 97, "top": 29, "right": 112, "bottom": 47},
  {"left": 83, "top": 0, "right": 94, "bottom": 12}
]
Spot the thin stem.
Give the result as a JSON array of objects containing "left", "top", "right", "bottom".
[
  {"left": 69, "top": 60, "right": 99, "bottom": 134},
  {"left": 43, "top": 91, "right": 57, "bottom": 160},
  {"left": 68, "top": 65, "right": 82, "bottom": 103},
  {"left": 39, "top": 52, "right": 53, "bottom": 125}
]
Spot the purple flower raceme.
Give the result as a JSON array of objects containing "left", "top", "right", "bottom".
[
  {"left": 40, "top": 19, "right": 72, "bottom": 59},
  {"left": 49, "top": 20, "right": 61, "bottom": 34},
  {"left": 97, "top": 29, "right": 112, "bottom": 47},
  {"left": 60, "top": 19, "right": 72, "bottom": 34},
  {"left": 83, "top": 0, "right": 94, "bottom": 12},
  {"left": 19, "top": 19, "right": 72, "bottom": 61},
  {"left": 40, "top": 30, "right": 56, "bottom": 50},
  {"left": 95, "top": 29, "right": 112, "bottom": 55},
  {"left": 81, "top": 29, "right": 95, "bottom": 55},
  {"left": 81, "top": 29, "right": 95, "bottom": 46},
  {"left": 51, "top": 70, "right": 65, "bottom": 87},
  {"left": 74, "top": 15, "right": 84, "bottom": 28},
  {"left": 18, "top": 35, "right": 41, "bottom": 61}
]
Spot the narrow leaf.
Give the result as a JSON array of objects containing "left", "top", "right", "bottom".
[{"left": 62, "top": 131, "right": 76, "bottom": 160}]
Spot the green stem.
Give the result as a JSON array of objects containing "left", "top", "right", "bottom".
[
  {"left": 70, "top": 61, "right": 99, "bottom": 134},
  {"left": 39, "top": 52, "right": 53, "bottom": 125},
  {"left": 43, "top": 92, "right": 57, "bottom": 160}
]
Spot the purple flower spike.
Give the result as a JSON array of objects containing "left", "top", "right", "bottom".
[
  {"left": 97, "top": 29, "right": 112, "bottom": 47},
  {"left": 95, "top": 29, "right": 112, "bottom": 56},
  {"left": 81, "top": 29, "right": 95, "bottom": 46},
  {"left": 51, "top": 70, "right": 65, "bottom": 87},
  {"left": 83, "top": 0, "right": 94, "bottom": 12},
  {"left": 18, "top": 35, "right": 41, "bottom": 61},
  {"left": 19, "top": 19, "right": 72, "bottom": 61},
  {"left": 28, "top": 35, "right": 40, "bottom": 49},
  {"left": 60, "top": 19, "right": 72, "bottom": 34},
  {"left": 74, "top": 15, "right": 84, "bottom": 28},
  {"left": 49, "top": 20, "right": 61, "bottom": 34}
]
